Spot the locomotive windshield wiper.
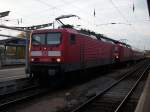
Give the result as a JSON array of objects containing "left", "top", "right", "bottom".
[{"left": 32, "top": 38, "right": 43, "bottom": 45}]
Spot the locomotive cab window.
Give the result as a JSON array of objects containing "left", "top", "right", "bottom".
[
  {"left": 47, "top": 33, "right": 61, "bottom": 45},
  {"left": 70, "top": 34, "right": 76, "bottom": 44},
  {"left": 32, "top": 34, "right": 45, "bottom": 45}
]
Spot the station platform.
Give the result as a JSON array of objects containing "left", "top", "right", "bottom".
[
  {"left": 135, "top": 72, "right": 150, "bottom": 112},
  {"left": 0, "top": 67, "right": 26, "bottom": 82}
]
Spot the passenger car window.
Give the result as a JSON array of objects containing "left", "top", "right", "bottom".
[{"left": 70, "top": 34, "right": 76, "bottom": 44}]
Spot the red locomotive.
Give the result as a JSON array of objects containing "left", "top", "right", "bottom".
[
  {"left": 29, "top": 28, "right": 144, "bottom": 81},
  {"left": 114, "top": 42, "right": 133, "bottom": 62}
]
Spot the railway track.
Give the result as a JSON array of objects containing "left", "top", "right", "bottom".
[
  {"left": 0, "top": 78, "right": 49, "bottom": 111},
  {"left": 0, "top": 78, "right": 37, "bottom": 96},
  {"left": 0, "top": 85, "right": 50, "bottom": 111},
  {"left": 70, "top": 60, "right": 150, "bottom": 112},
  {"left": 0, "top": 60, "right": 149, "bottom": 112}
]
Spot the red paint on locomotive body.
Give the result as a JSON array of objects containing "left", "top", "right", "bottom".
[
  {"left": 115, "top": 43, "right": 133, "bottom": 62},
  {"left": 29, "top": 28, "right": 144, "bottom": 77}
]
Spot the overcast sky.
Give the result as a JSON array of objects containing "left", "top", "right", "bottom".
[{"left": 0, "top": 0, "right": 150, "bottom": 50}]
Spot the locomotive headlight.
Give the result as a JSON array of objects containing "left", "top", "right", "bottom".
[
  {"left": 56, "top": 58, "right": 61, "bottom": 62},
  {"left": 31, "top": 58, "right": 34, "bottom": 61},
  {"left": 116, "top": 56, "right": 119, "bottom": 59}
]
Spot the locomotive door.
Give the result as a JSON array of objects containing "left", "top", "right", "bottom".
[{"left": 80, "top": 39, "right": 85, "bottom": 69}]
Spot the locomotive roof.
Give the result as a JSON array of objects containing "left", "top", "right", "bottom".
[
  {"left": 32, "top": 28, "right": 131, "bottom": 47},
  {"left": 32, "top": 28, "right": 78, "bottom": 34}
]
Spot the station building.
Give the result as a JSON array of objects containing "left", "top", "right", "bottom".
[{"left": 0, "top": 37, "right": 26, "bottom": 67}]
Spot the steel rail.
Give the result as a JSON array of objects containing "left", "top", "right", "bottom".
[
  {"left": 0, "top": 85, "right": 48, "bottom": 109},
  {"left": 0, "top": 84, "right": 38, "bottom": 97},
  {"left": 0, "top": 78, "right": 38, "bottom": 96},
  {"left": 114, "top": 63, "right": 150, "bottom": 112},
  {"left": 71, "top": 61, "right": 149, "bottom": 112},
  {"left": 0, "top": 60, "right": 148, "bottom": 111},
  {"left": 0, "top": 78, "right": 41, "bottom": 109}
]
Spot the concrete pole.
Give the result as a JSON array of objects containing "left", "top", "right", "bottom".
[{"left": 25, "top": 32, "right": 30, "bottom": 75}]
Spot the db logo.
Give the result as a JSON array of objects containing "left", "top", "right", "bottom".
[{"left": 42, "top": 51, "right": 48, "bottom": 56}]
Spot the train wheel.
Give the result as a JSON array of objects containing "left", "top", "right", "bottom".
[
  {"left": 47, "top": 70, "right": 65, "bottom": 87},
  {"left": 29, "top": 73, "right": 34, "bottom": 79}
]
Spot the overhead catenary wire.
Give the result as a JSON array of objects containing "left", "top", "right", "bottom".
[
  {"left": 11, "top": 0, "right": 132, "bottom": 30},
  {"left": 34, "top": 0, "right": 102, "bottom": 28},
  {"left": 34, "top": 0, "right": 96, "bottom": 28},
  {"left": 2, "top": 0, "right": 64, "bottom": 26},
  {"left": 107, "top": 0, "right": 144, "bottom": 48},
  {"left": 108, "top": 0, "right": 130, "bottom": 24},
  {"left": 59, "top": 0, "right": 106, "bottom": 30},
  {"left": 60, "top": 0, "right": 136, "bottom": 41},
  {"left": 4, "top": 0, "right": 134, "bottom": 35},
  {"left": 34, "top": 0, "right": 109, "bottom": 28}
]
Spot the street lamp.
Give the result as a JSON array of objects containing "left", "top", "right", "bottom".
[
  {"left": 0, "top": 11, "right": 10, "bottom": 18},
  {"left": 0, "top": 11, "right": 10, "bottom": 25}
]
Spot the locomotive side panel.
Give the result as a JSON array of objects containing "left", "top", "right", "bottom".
[
  {"left": 82, "top": 36, "right": 115, "bottom": 68},
  {"left": 64, "top": 33, "right": 83, "bottom": 71}
]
